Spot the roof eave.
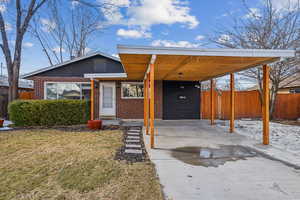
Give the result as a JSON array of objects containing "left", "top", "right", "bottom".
[{"left": 117, "top": 45, "right": 295, "bottom": 58}]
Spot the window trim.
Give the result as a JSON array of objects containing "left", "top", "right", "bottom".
[
  {"left": 44, "top": 81, "right": 90, "bottom": 100},
  {"left": 121, "top": 82, "right": 144, "bottom": 99}
]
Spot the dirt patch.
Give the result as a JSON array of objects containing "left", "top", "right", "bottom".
[{"left": 272, "top": 120, "right": 300, "bottom": 126}]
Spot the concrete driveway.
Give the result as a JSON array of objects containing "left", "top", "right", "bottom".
[{"left": 143, "top": 120, "right": 300, "bottom": 200}]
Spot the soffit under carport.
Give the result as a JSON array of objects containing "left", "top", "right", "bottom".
[{"left": 117, "top": 45, "right": 295, "bottom": 81}]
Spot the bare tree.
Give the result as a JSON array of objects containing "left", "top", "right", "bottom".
[
  {"left": 31, "top": 1, "right": 107, "bottom": 65},
  {"left": 211, "top": 0, "right": 300, "bottom": 118},
  {"left": 0, "top": 0, "right": 48, "bottom": 102}
]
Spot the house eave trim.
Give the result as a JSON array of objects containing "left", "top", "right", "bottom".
[{"left": 84, "top": 73, "right": 127, "bottom": 78}]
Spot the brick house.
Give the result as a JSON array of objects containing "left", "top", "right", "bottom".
[{"left": 23, "top": 51, "right": 201, "bottom": 120}]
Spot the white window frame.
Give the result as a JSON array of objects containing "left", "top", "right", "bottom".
[
  {"left": 121, "top": 82, "right": 144, "bottom": 99},
  {"left": 44, "top": 81, "right": 91, "bottom": 100}
]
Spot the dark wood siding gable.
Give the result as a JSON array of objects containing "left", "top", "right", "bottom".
[{"left": 34, "top": 55, "right": 124, "bottom": 77}]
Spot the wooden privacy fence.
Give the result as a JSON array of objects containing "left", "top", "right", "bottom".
[
  {"left": 201, "top": 90, "right": 300, "bottom": 120},
  {"left": 0, "top": 90, "right": 34, "bottom": 119},
  {"left": 19, "top": 91, "right": 34, "bottom": 99}
]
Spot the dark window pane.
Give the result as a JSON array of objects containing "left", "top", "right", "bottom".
[{"left": 82, "top": 83, "right": 91, "bottom": 99}]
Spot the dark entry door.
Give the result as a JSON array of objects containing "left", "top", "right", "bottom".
[{"left": 163, "top": 81, "right": 200, "bottom": 120}]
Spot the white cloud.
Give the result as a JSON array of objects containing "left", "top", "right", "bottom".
[
  {"left": 151, "top": 39, "right": 200, "bottom": 48},
  {"left": 100, "top": 0, "right": 130, "bottom": 25},
  {"left": 127, "top": 0, "right": 199, "bottom": 29},
  {"left": 112, "top": 53, "right": 120, "bottom": 58},
  {"left": 100, "top": 0, "right": 130, "bottom": 7},
  {"left": 244, "top": 8, "right": 261, "bottom": 19},
  {"left": 84, "top": 47, "right": 92, "bottom": 53},
  {"left": 271, "top": 0, "right": 300, "bottom": 10},
  {"left": 23, "top": 42, "right": 34, "bottom": 48},
  {"left": 195, "top": 35, "right": 205, "bottom": 41},
  {"left": 217, "top": 34, "right": 231, "bottom": 44},
  {"left": 117, "top": 28, "right": 151, "bottom": 38},
  {"left": 52, "top": 47, "right": 65, "bottom": 53},
  {"left": 40, "top": 18, "right": 56, "bottom": 32},
  {"left": 0, "top": 4, "right": 6, "bottom": 12},
  {"left": 5, "top": 23, "right": 11, "bottom": 31},
  {"left": 71, "top": 0, "right": 79, "bottom": 8},
  {"left": 100, "top": 0, "right": 199, "bottom": 29}
]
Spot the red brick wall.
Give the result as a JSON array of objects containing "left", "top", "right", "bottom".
[
  {"left": 116, "top": 80, "right": 163, "bottom": 119},
  {"left": 31, "top": 77, "right": 163, "bottom": 119}
]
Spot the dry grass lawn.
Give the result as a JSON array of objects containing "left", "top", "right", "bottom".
[{"left": 0, "top": 129, "right": 163, "bottom": 200}]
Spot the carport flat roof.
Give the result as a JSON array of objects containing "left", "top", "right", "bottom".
[{"left": 117, "top": 45, "right": 295, "bottom": 81}]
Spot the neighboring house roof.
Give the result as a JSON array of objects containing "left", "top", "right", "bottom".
[
  {"left": 279, "top": 72, "right": 300, "bottom": 88},
  {"left": 0, "top": 75, "right": 33, "bottom": 89},
  {"left": 21, "top": 51, "right": 121, "bottom": 79},
  {"left": 247, "top": 72, "right": 300, "bottom": 91}
]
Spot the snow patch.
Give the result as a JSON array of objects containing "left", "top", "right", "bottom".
[{"left": 216, "top": 120, "right": 300, "bottom": 154}]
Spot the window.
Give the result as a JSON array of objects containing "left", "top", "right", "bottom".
[
  {"left": 45, "top": 82, "right": 91, "bottom": 100},
  {"left": 121, "top": 82, "right": 144, "bottom": 99}
]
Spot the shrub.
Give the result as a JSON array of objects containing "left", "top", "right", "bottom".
[{"left": 8, "top": 100, "right": 90, "bottom": 126}]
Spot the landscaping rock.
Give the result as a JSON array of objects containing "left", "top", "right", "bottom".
[
  {"left": 127, "top": 136, "right": 140, "bottom": 139},
  {"left": 125, "top": 139, "right": 140, "bottom": 143},
  {"left": 125, "top": 144, "right": 142, "bottom": 148},
  {"left": 125, "top": 149, "right": 142, "bottom": 154},
  {"left": 114, "top": 125, "right": 148, "bottom": 163},
  {"left": 127, "top": 132, "right": 140, "bottom": 136}
]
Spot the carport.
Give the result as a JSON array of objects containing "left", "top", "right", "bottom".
[{"left": 117, "top": 45, "right": 295, "bottom": 148}]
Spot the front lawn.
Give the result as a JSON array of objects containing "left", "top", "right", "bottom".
[{"left": 0, "top": 129, "right": 163, "bottom": 200}]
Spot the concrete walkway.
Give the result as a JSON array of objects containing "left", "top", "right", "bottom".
[{"left": 144, "top": 120, "right": 300, "bottom": 200}]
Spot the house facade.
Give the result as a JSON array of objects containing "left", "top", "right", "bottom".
[{"left": 23, "top": 52, "right": 201, "bottom": 120}]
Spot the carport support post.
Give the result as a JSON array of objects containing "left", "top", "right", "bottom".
[
  {"left": 230, "top": 73, "right": 235, "bottom": 133},
  {"left": 150, "top": 63, "right": 155, "bottom": 148},
  {"left": 210, "top": 79, "right": 215, "bottom": 125},
  {"left": 90, "top": 79, "right": 94, "bottom": 120},
  {"left": 263, "top": 65, "right": 270, "bottom": 145},
  {"left": 144, "top": 74, "right": 149, "bottom": 135}
]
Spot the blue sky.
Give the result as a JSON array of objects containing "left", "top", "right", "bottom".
[{"left": 0, "top": 0, "right": 292, "bottom": 75}]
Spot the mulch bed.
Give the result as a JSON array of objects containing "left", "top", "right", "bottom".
[
  {"left": 2, "top": 124, "right": 120, "bottom": 132},
  {"left": 115, "top": 126, "right": 148, "bottom": 163}
]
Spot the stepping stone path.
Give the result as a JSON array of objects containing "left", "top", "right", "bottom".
[{"left": 115, "top": 124, "right": 147, "bottom": 162}]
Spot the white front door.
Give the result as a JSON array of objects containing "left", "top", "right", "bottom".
[{"left": 100, "top": 82, "right": 116, "bottom": 116}]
